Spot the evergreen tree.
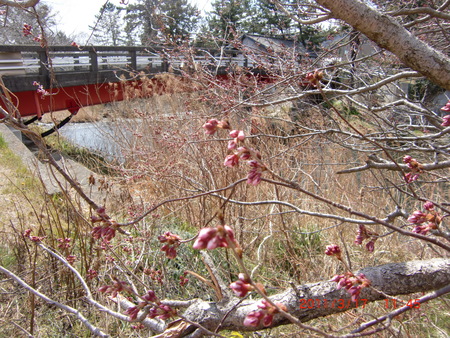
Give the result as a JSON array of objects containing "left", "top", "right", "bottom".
[
  {"left": 124, "top": 0, "right": 199, "bottom": 45},
  {"left": 248, "top": 0, "right": 292, "bottom": 37},
  {"left": 90, "top": 3, "right": 126, "bottom": 46},
  {"left": 207, "top": 0, "right": 250, "bottom": 39},
  {"left": 160, "top": 0, "right": 199, "bottom": 43}
]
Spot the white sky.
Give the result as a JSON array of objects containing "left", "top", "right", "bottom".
[{"left": 42, "top": 0, "right": 212, "bottom": 39}]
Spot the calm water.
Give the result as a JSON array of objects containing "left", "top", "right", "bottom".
[{"left": 57, "top": 121, "right": 134, "bottom": 162}]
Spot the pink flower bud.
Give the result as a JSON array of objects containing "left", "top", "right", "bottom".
[
  {"left": 142, "top": 290, "right": 158, "bottom": 303},
  {"left": 228, "top": 140, "right": 237, "bottom": 150},
  {"left": 325, "top": 244, "right": 341, "bottom": 258},
  {"left": 230, "top": 130, "right": 245, "bottom": 141},
  {"left": 403, "top": 155, "right": 413, "bottom": 163},
  {"left": 440, "top": 101, "right": 450, "bottom": 112},
  {"left": 408, "top": 210, "right": 427, "bottom": 224},
  {"left": 423, "top": 201, "right": 434, "bottom": 211},
  {"left": 442, "top": 115, "right": 450, "bottom": 126},
  {"left": 224, "top": 154, "right": 240, "bottom": 167},
  {"left": 202, "top": 119, "right": 219, "bottom": 135},
  {"left": 193, "top": 225, "right": 237, "bottom": 250}
]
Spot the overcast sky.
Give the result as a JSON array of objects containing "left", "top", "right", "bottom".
[{"left": 42, "top": 0, "right": 212, "bottom": 39}]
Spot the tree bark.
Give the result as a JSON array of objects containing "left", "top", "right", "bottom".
[
  {"left": 165, "top": 258, "right": 450, "bottom": 335},
  {"left": 314, "top": 0, "right": 450, "bottom": 90}
]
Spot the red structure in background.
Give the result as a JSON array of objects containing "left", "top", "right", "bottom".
[{"left": 5, "top": 83, "right": 119, "bottom": 118}]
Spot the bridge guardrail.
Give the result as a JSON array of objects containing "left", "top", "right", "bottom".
[{"left": 0, "top": 45, "right": 255, "bottom": 78}]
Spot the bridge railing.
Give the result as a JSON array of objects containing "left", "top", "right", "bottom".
[{"left": 0, "top": 45, "right": 255, "bottom": 77}]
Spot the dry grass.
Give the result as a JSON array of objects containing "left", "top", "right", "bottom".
[{"left": 0, "top": 80, "right": 448, "bottom": 337}]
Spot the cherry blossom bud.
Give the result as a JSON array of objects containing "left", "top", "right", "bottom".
[
  {"left": 87, "top": 269, "right": 98, "bottom": 279},
  {"left": 365, "top": 240, "right": 375, "bottom": 252},
  {"left": 423, "top": 201, "right": 434, "bottom": 211},
  {"left": 243, "top": 310, "right": 264, "bottom": 327},
  {"left": 408, "top": 210, "right": 427, "bottom": 224},
  {"left": 230, "top": 130, "right": 245, "bottom": 141},
  {"left": 238, "top": 147, "right": 251, "bottom": 160},
  {"left": 142, "top": 290, "right": 158, "bottom": 303},
  {"left": 243, "top": 300, "right": 285, "bottom": 328},
  {"left": 224, "top": 154, "right": 240, "bottom": 167},
  {"left": 125, "top": 306, "right": 140, "bottom": 320},
  {"left": 228, "top": 140, "right": 237, "bottom": 150},
  {"left": 247, "top": 160, "right": 264, "bottom": 186},
  {"left": 403, "top": 155, "right": 412, "bottom": 163},
  {"left": 440, "top": 100, "right": 450, "bottom": 112},
  {"left": 230, "top": 273, "right": 253, "bottom": 297},
  {"left": 442, "top": 115, "right": 450, "bottom": 127},
  {"left": 23, "top": 24, "right": 32, "bottom": 36},
  {"left": 202, "top": 119, "right": 219, "bottom": 135},
  {"left": 193, "top": 225, "right": 237, "bottom": 250},
  {"left": 66, "top": 255, "right": 77, "bottom": 264},
  {"left": 325, "top": 244, "right": 341, "bottom": 259}
]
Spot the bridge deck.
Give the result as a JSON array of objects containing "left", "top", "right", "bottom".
[{"left": 0, "top": 45, "right": 255, "bottom": 117}]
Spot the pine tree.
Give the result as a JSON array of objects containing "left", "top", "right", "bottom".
[
  {"left": 207, "top": 0, "right": 250, "bottom": 39},
  {"left": 124, "top": 0, "right": 199, "bottom": 45},
  {"left": 90, "top": 3, "right": 126, "bottom": 46}
]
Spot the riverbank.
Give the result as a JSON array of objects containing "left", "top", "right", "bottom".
[{"left": 0, "top": 124, "right": 128, "bottom": 213}]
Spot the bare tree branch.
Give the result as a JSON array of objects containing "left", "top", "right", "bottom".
[
  {"left": 338, "top": 154, "right": 450, "bottom": 174},
  {"left": 0, "top": 264, "right": 110, "bottom": 337},
  {"left": 315, "top": 0, "right": 450, "bottom": 90},
  {"left": 177, "top": 258, "right": 450, "bottom": 334}
]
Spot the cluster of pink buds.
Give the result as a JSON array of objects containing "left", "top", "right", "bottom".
[
  {"left": 158, "top": 231, "right": 181, "bottom": 259},
  {"left": 324, "top": 244, "right": 342, "bottom": 260},
  {"left": 193, "top": 224, "right": 240, "bottom": 251},
  {"left": 87, "top": 269, "right": 98, "bottom": 279},
  {"left": 202, "top": 118, "right": 230, "bottom": 135},
  {"left": 57, "top": 238, "right": 72, "bottom": 249},
  {"left": 32, "top": 81, "right": 50, "bottom": 98},
  {"left": 230, "top": 273, "right": 254, "bottom": 297},
  {"left": 331, "top": 272, "right": 371, "bottom": 302},
  {"left": 98, "top": 278, "right": 133, "bottom": 298},
  {"left": 23, "top": 229, "right": 46, "bottom": 242},
  {"left": 124, "top": 290, "right": 176, "bottom": 321},
  {"left": 227, "top": 129, "right": 245, "bottom": 150},
  {"left": 408, "top": 201, "right": 441, "bottom": 235},
  {"left": 403, "top": 155, "right": 423, "bottom": 183},
  {"left": 440, "top": 101, "right": 450, "bottom": 126},
  {"left": 149, "top": 303, "right": 176, "bottom": 320},
  {"left": 144, "top": 268, "right": 163, "bottom": 284},
  {"left": 91, "top": 207, "right": 118, "bottom": 242},
  {"left": 203, "top": 119, "right": 266, "bottom": 186},
  {"left": 66, "top": 255, "right": 77, "bottom": 265},
  {"left": 22, "top": 24, "right": 44, "bottom": 45},
  {"left": 22, "top": 24, "right": 33, "bottom": 36},
  {"left": 355, "top": 225, "right": 378, "bottom": 252},
  {"left": 70, "top": 41, "right": 81, "bottom": 49},
  {"left": 223, "top": 129, "right": 249, "bottom": 167},
  {"left": 247, "top": 160, "right": 265, "bottom": 185},
  {"left": 243, "top": 300, "right": 287, "bottom": 327},
  {"left": 179, "top": 272, "right": 189, "bottom": 286},
  {"left": 303, "top": 69, "right": 324, "bottom": 87}
]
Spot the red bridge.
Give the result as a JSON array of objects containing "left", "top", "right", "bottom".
[{"left": 0, "top": 45, "right": 255, "bottom": 120}]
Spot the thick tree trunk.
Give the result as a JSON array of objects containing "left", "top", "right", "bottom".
[
  {"left": 315, "top": 0, "right": 450, "bottom": 90},
  {"left": 164, "top": 258, "right": 450, "bottom": 335}
]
